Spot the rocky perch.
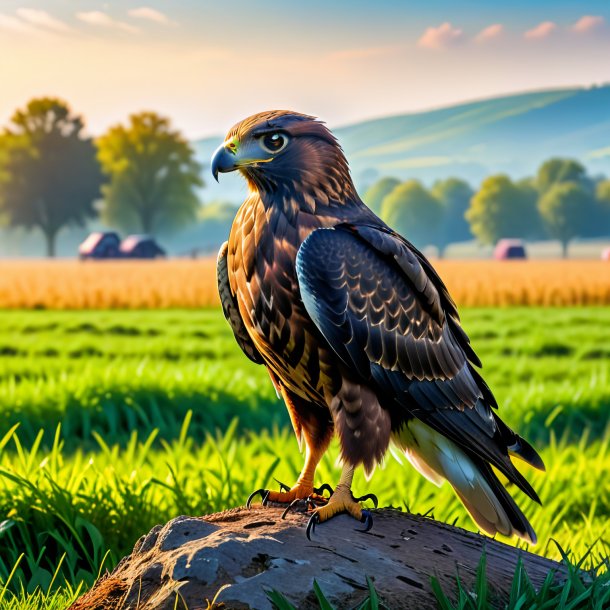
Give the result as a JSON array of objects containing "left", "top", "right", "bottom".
[{"left": 70, "top": 507, "right": 565, "bottom": 609}]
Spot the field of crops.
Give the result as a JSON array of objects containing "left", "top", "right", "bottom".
[
  {"left": 0, "top": 307, "right": 608, "bottom": 608},
  {"left": 1, "top": 259, "right": 610, "bottom": 308}
]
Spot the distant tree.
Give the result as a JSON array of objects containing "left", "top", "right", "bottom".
[
  {"left": 538, "top": 181, "right": 595, "bottom": 257},
  {"left": 597, "top": 179, "right": 610, "bottom": 206},
  {"left": 536, "top": 158, "right": 588, "bottom": 194},
  {"left": 516, "top": 176, "right": 545, "bottom": 239},
  {"left": 364, "top": 177, "right": 401, "bottom": 215},
  {"left": 97, "top": 112, "right": 203, "bottom": 235},
  {"left": 198, "top": 200, "right": 239, "bottom": 222},
  {"left": 0, "top": 98, "right": 102, "bottom": 257},
  {"left": 380, "top": 180, "right": 443, "bottom": 249},
  {"left": 466, "top": 174, "right": 538, "bottom": 246},
  {"left": 431, "top": 178, "right": 474, "bottom": 257},
  {"left": 596, "top": 179, "right": 610, "bottom": 231}
]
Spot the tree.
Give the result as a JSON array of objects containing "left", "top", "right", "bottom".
[
  {"left": 466, "top": 175, "right": 539, "bottom": 246},
  {"left": 0, "top": 98, "right": 102, "bottom": 257},
  {"left": 596, "top": 179, "right": 610, "bottom": 231},
  {"left": 597, "top": 179, "right": 610, "bottom": 207},
  {"left": 97, "top": 112, "right": 203, "bottom": 235},
  {"left": 536, "top": 158, "right": 588, "bottom": 194},
  {"left": 538, "top": 181, "right": 594, "bottom": 257},
  {"left": 380, "top": 180, "right": 443, "bottom": 249},
  {"left": 363, "top": 177, "right": 401, "bottom": 215},
  {"left": 431, "top": 178, "right": 474, "bottom": 256}
]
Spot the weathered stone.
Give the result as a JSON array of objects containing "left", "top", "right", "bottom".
[
  {"left": 70, "top": 507, "right": 566, "bottom": 610},
  {"left": 157, "top": 516, "right": 219, "bottom": 551}
]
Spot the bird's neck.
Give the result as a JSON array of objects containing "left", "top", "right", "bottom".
[{"left": 249, "top": 177, "right": 361, "bottom": 218}]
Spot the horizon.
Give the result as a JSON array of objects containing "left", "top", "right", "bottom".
[
  {"left": 1, "top": 1, "right": 610, "bottom": 139},
  {"left": 199, "top": 82, "right": 610, "bottom": 140}
]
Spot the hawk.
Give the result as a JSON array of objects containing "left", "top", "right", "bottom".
[{"left": 212, "top": 111, "right": 544, "bottom": 543}]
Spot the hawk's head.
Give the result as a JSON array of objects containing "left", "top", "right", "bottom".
[{"left": 211, "top": 110, "right": 355, "bottom": 202}]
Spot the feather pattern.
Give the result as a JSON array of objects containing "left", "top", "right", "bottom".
[{"left": 218, "top": 110, "right": 543, "bottom": 542}]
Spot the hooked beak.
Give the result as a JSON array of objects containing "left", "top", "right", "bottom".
[{"left": 211, "top": 142, "right": 239, "bottom": 182}]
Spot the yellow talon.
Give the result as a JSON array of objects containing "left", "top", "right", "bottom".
[
  {"left": 311, "top": 483, "right": 363, "bottom": 522},
  {"left": 305, "top": 465, "right": 376, "bottom": 539}
]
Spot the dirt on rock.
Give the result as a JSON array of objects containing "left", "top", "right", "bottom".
[{"left": 70, "top": 506, "right": 565, "bottom": 609}]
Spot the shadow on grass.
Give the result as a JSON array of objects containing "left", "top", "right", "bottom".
[{"left": 0, "top": 387, "right": 288, "bottom": 453}]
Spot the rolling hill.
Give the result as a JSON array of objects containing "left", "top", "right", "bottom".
[{"left": 195, "top": 85, "right": 610, "bottom": 203}]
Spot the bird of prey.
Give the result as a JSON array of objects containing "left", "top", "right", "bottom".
[{"left": 212, "top": 111, "right": 544, "bottom": 543}]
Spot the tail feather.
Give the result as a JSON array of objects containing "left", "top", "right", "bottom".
[
  {"left": 455, "top": 459, "right": 537, "bottom": 545},
  {"left": 495, "top": 415, "right": 546, "bottom": 472},
  {"left": 394, "top": 419, "right": 538, "bottom": 544}
]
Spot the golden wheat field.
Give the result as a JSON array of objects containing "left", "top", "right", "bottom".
[{"left": 0, "top": 258, "right": 609, "bottom": 308}]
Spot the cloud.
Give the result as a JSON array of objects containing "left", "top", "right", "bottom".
[
  {"left": 524, "top": 21, "right": 557, "bottom": 40},
  {"left": 0, "top": 13, "right": 37, "bottom": 33},
  {"left": 571, "top": 15, "right": 605, "bottom": 34},
  {"left": 418, "top": 22, "right": 463, "bottom": 49},
  {"left": 474, "top": 24, "right": 504, "bottom": 43},
  {"left": 16, "top": 8, "right": 71, "bottom": 32},
  {"left": 76, "top": 11, "right": 138, "bottom": 33},
  {"left": 128, "top": 7, "right": 173, "bottom": 25}
]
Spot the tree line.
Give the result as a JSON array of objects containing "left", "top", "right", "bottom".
[
  {"left": 0, "top": 98, "right": 202, "bottom": 256},
  {"left": 1, "top": 97, "right": 608, "bottom": 258},
  {"left": 365, "top": 161, "right": 610, "bottom": 257}
]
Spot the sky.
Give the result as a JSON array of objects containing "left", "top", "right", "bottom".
[{"left": 0, "top": 1, "right": 609, "bottom": 139}]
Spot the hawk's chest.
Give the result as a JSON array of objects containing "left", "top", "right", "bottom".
[
  {"left": 226, "top": 196, "right": 334, "bottom": 396},
  {"left": 228, "top": 197, "right": 308, "bottom": 336}
]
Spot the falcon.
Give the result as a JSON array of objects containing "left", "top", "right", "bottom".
[{"left": 212, "top": 111, "right": 544, "bottom": 543}]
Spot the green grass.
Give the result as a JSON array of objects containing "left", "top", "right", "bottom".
[
  {"left": 431, "top": 551, "right": 610, "bottom": 610},
  {"left": 0, "top": 310, "right": 281, "bottom": 450},
  {"left": 267, "top": 557, "right": 610, "bottom": 609},
  {"left": 0, "top": 308, "right": 608, "bottom": 607},
  {"left": 1, "top": 308, "right": 609, "bottom": 448}
]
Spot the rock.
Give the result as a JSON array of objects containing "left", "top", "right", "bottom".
[{"left": 69, "top": 507, "right": 565, "bottom": 610}]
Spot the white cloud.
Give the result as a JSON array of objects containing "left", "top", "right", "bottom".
[
  {"left": 76, "top": 11, "right": 138, "bottom": 33},
  {"left": 571, "top": 15, "right": 605, "bottom": 34},
  {"left": 475, "top": 24, "right": 504, "bottom": 43},
  {"left": 128, "top": 7, "right": 172, "bottom": 25},
  {"left": 0, "top": 13, "right": 35, "bottom": 33},
  {"left": 16, "top": 9, "right": 71, "bottom": 32},
  {"left": 418, "top": 22, "right": 463, "bottom": 49},
  {"left": 524, "top": 21, "right": 557, "bottom": 40}
]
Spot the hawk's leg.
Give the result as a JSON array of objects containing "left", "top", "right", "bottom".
[
  {"left": 305, "top": 464, "right": 377, "bottom": 539},
  {"left": 247, "top": 442, "right": 330, "bottom": 507},
  {"left": 247, "top": 384, "right": 334, "bottom": 508}
]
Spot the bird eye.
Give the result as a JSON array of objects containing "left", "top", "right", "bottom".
[{"left": 260, "top": 132, "right": 288, "bottom": 154}]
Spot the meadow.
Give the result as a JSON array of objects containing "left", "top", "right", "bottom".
[
  {"left": 1, "top": 259, "right": 610, "bottom": 308},
  {"left": 0, "top": 306, "right": 609, "bottom": 608}
]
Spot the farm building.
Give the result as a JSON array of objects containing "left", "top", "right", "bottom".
[
  {"left": 494, "top": 239, "right": 527, "bottom": 260},
  {"left": 78, "top": 232, "right": 121, "bottom": 260},
  {"left": 120, "top": 235, "right": 166, "bottom": 259},
  {"left": 79, "top": 232, "right": 166, "bottom": 259}
]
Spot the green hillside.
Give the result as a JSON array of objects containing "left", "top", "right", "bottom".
[
  {"left": 338, "top": 86, "right": 610, "bottom": 184},
  {"left": 195, "top": 85, "right": 610, "bottom": 203}
]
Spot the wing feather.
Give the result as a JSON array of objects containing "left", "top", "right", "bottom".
[
  {"left": 296, "top": 225, "right": 543, "bottom": 501},
  {"left": 217, "top": 242, "right": 264, "bottom": 365}
]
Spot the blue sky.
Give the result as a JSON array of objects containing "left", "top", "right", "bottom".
[{"left": 1, "top": 1, "right": 609, "bottom": 138}]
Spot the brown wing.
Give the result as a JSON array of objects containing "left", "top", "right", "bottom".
[
  {"left": 217, "top": 241, "right": 264, "bottom": 365},
  {"left": 296, "top": 224, "right": 543, "bottom": 501}
]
